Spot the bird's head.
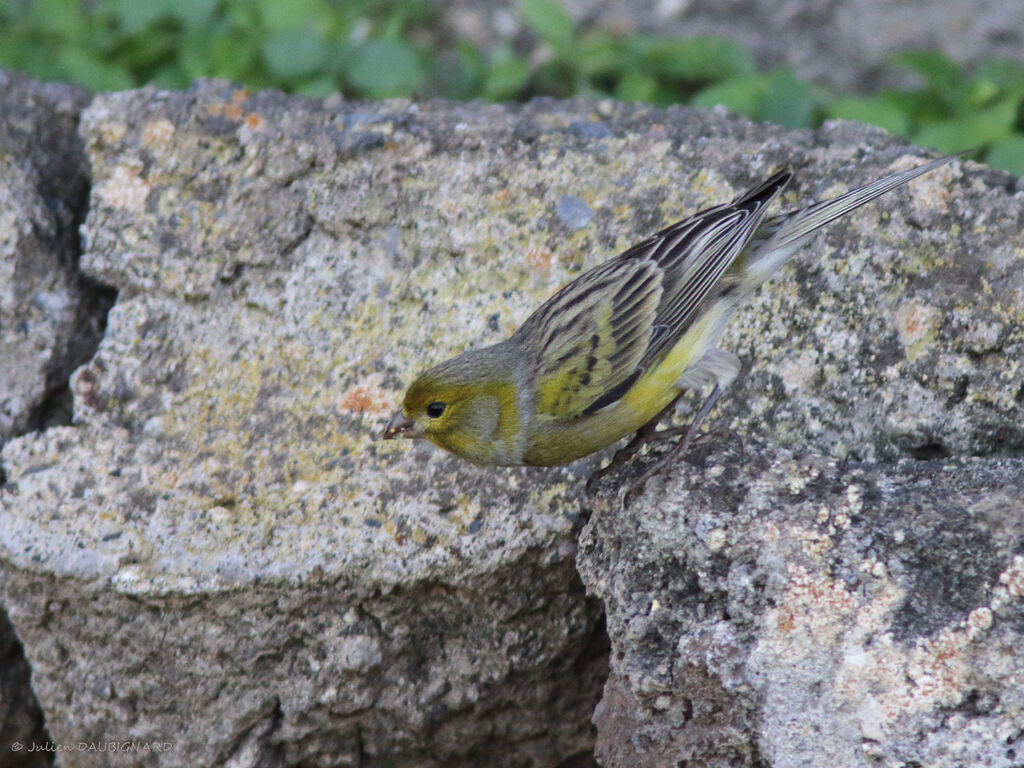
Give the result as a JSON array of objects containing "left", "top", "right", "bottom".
[{"left": 383, "top": 343, "right": 523, "bottom": 466}]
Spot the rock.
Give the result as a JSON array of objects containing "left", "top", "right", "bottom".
[
  {"left": 0, "top": 610, "right": 50, "bottom": 767},
  {"left": 1, "top": 76, "right": 1022, "bottom": 767},
  {"left": 0, "top": 69, "right": 112, "bottom": 442},
  {"left": 580, "top": 442, "right": 1024, "bottom": 766},
  {"left": 0, "top": 67, "right": 104, "bottom": 768},
  {"left": 2, "top": 82, "right": 615, "bottom": 768}
]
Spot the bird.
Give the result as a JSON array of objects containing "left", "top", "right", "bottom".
[{"left": 383, "top": 151, "right": 960, "bottom": 499}]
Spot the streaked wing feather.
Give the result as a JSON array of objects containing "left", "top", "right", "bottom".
[
  {"left": 520, "top": 259, "right": 663, "bottom": 420},
  {"left": 637, "top": 169, "right": 792, "bottom": 369},
  {"left": 520, "top": 168, "right": 791, "bottom": 421}
]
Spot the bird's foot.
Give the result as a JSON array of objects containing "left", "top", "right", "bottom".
[
  {"left": 621, "top": 424, "right": 740, "bottom": 508},
  {"left": 585, "top": 424, "right": 692, "bottom": 494},
  {"left": 697, "top": 426, "right": 744, "bottom": 454}
]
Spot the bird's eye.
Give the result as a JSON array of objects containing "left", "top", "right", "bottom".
[{"left": 426, "top": 401, "right": 447, "bottom": 418}]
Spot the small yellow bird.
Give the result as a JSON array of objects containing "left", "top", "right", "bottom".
[{"left": 384, "top": 152, "right": 959, "bottom": 488}]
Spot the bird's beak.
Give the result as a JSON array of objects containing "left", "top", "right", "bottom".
[{"left": 382, "top": 411, "right": 423, "bottom": 440}]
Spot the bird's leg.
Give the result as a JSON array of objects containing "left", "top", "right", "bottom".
[
  {"left": 623, "top": 382, "right": 728, "bottom": 507},
  {"left": 697, "top": 425, "right": 745, "bottom": 453},
  {"left": 585, "top": 391, "right": 687, "bottom": 492}
]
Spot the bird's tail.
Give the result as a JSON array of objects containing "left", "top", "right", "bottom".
[{"left": 738, "top": 151, "right": 965, "bottom": 292}]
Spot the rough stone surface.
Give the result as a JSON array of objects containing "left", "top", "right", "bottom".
[
  {"left": 1, "top": 82, "right": 618, "bottom": 768},
  {"left": 1, "top": 76, "right": 1022, "bottom": 767},
  {"left": 0, "top": 67, "right": 102, "bottom": 768},
  {"left": 581, "top": 444, "right": 1024, "bottom": 767},
  {"left": 440, "top": 0, "right": 1024, "bottom": 92},
  {"left": 0, "top": 69, "right": 110, "bottom": 443},
  {"left": 0, "top": 610, "right": 49, "bottom": 767}
]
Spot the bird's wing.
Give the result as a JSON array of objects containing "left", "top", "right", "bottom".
[
  {"left": 517, "top": 258, "right": 664, "bottom": 421},
  {"left": 519, "top": 169, "right": 791, "bottom": 421},
  {"left": 636, "top": 168, "right": 791, "bottom": 369}
]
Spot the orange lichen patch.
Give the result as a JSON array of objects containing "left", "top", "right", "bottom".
[
  {"left": 775, "top": 606, "right": 796, "bottom": 633},
  {"left": 231, "top": 87, "right": 249, "bottom": 104},
  {"left": 897, "top": 302, "right": 926, "bottom": 339},
  {"left": 770, "top": 564, "right": 858, "bottom": 644},
  {"left": 898, "top": 626, "right": 972, "bottom": 712},
  {"left": 790, "top": 572, "right": 856, "bottom": 613},
  {"left": 339, "top": 383, "right": 392, "bottom": 417},
  {"left": 895, "top": 299, "right": 940, "bottom": 361},
  {"left": 207, "top": 101, "right": 244, "bottom": 122},
  {"left": 897, "top": 300, "right": 938, "bottom": 342},
  {"left": 246, "top": 114, "right": 264, "bottom": 129},
  {"left": 525, "top": 247, "right": 555, "bottom": 278}
]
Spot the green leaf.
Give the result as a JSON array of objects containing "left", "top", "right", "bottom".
[
  {"left": 975, "top": 57, "right": 1024, "bottom": 93},
  {"left": 326, "top": 41, "right": 356, "bottom": 78},
  {"left": 828, "top": 94, "right": 910, "bottom": 135},
  {"left": 149, "top": 62, "right": 190, "bottom": 89},
  {"left": 441, "top": 41, "right": 488, "bottom": 100},
  {"left": 181, "top": 26, "right": 257, "bottom": 81},
  {"left": 882, "top": 88, "right": 948, "bottom": 125},
  {"left": 114, "top": 25, "right": 178, "bottom": 74},
  {"left": 256, "top": 0, "right": 328, "bottom": 30},
  {"left": 224, "top": 2, "right": 261, "bottom": 32},
  {"left": 210, "top": 34, "right": 260, "bottom": 81},
  {"left": 615, "top": 68, "right": 657, "bottom": 103},
  {"left": 573, "top": 31, "right": 629, "bottom": 79},
  {"left": 519, "top": 0, "right": 573, "bottom": 48},
  {"left": 639, "top": 36, "right": 754, "bottom": 81},
  {"left": 483, "top": 48, "right": 530, "bottom": 101},
  {"left": 891, "top": 50, "right": 961, "bottom": 93},
  {"left": 757, "top": 68, "right": 819, "bottom": 128},
  {"left": 957, "top": 77, "right": 1000, "bottom": 111},
  {"left": 296, "top": 75, "right": 340, "bottom": 98},
  {"left": 692, "top": 73, "right": 768, "bottom": 116},
  {"left": 3, "top": 38, "right": 68, "bottom": 82},
  {"left": 986, "top": 135, "right": 1024, "bottom": 176},
  {"left": 347, "top": 38, "right": 425, "bottom": 98},
  {"left": 105, "top": 0, "right": 178, "bottom": 36},
  {"left": 262, "top": 28, "right": 329, "bottom": 80},
  {"left": 57, "top": 47, "right": 137, "bottom": 91},
  {"left": 913, "top": 95, "right": 1019, "bottom": 152},
  {"left": 166, "top": 0, "right": 219, "bottom": 26},
  {"left": 25, "top": 0, "right": 84, "bottom": 38}
]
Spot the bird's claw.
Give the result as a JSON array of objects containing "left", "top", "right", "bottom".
[
  {"left": 622, "top": 477, "right": 649, "bottom": 508},
  {"left": 619, "top": 425, "right": 741, "bottom": 508}
]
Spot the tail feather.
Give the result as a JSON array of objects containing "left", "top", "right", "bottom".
[{"left": 740, "top": 151, "right": 965, "bottom": 290}]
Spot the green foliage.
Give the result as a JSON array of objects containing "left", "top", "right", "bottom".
[
  {"left": 987, "top": 135, "right": 1024, "bottom": 176},
  {"left": 827, "top": 49, "right": 1024, "bottom": 168},
  {"left": 0, "top": 0, "right": 434, "bottom": 99},
  {"left": 1, "top": 0, "right": 1022, "bottom": 174},
  {"left": 348, "top": 39, "right": 424, "bottom": 97},
  {"left": 693, "top": 68, "right": 824, "bottom": 129},
  {"left": 519, "top": 0, "right": 573, "bottom": 49}
]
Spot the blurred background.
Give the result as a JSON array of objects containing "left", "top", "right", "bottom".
[{"left": 1, "top": 0, "right": 1022, "bottom": 173}]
